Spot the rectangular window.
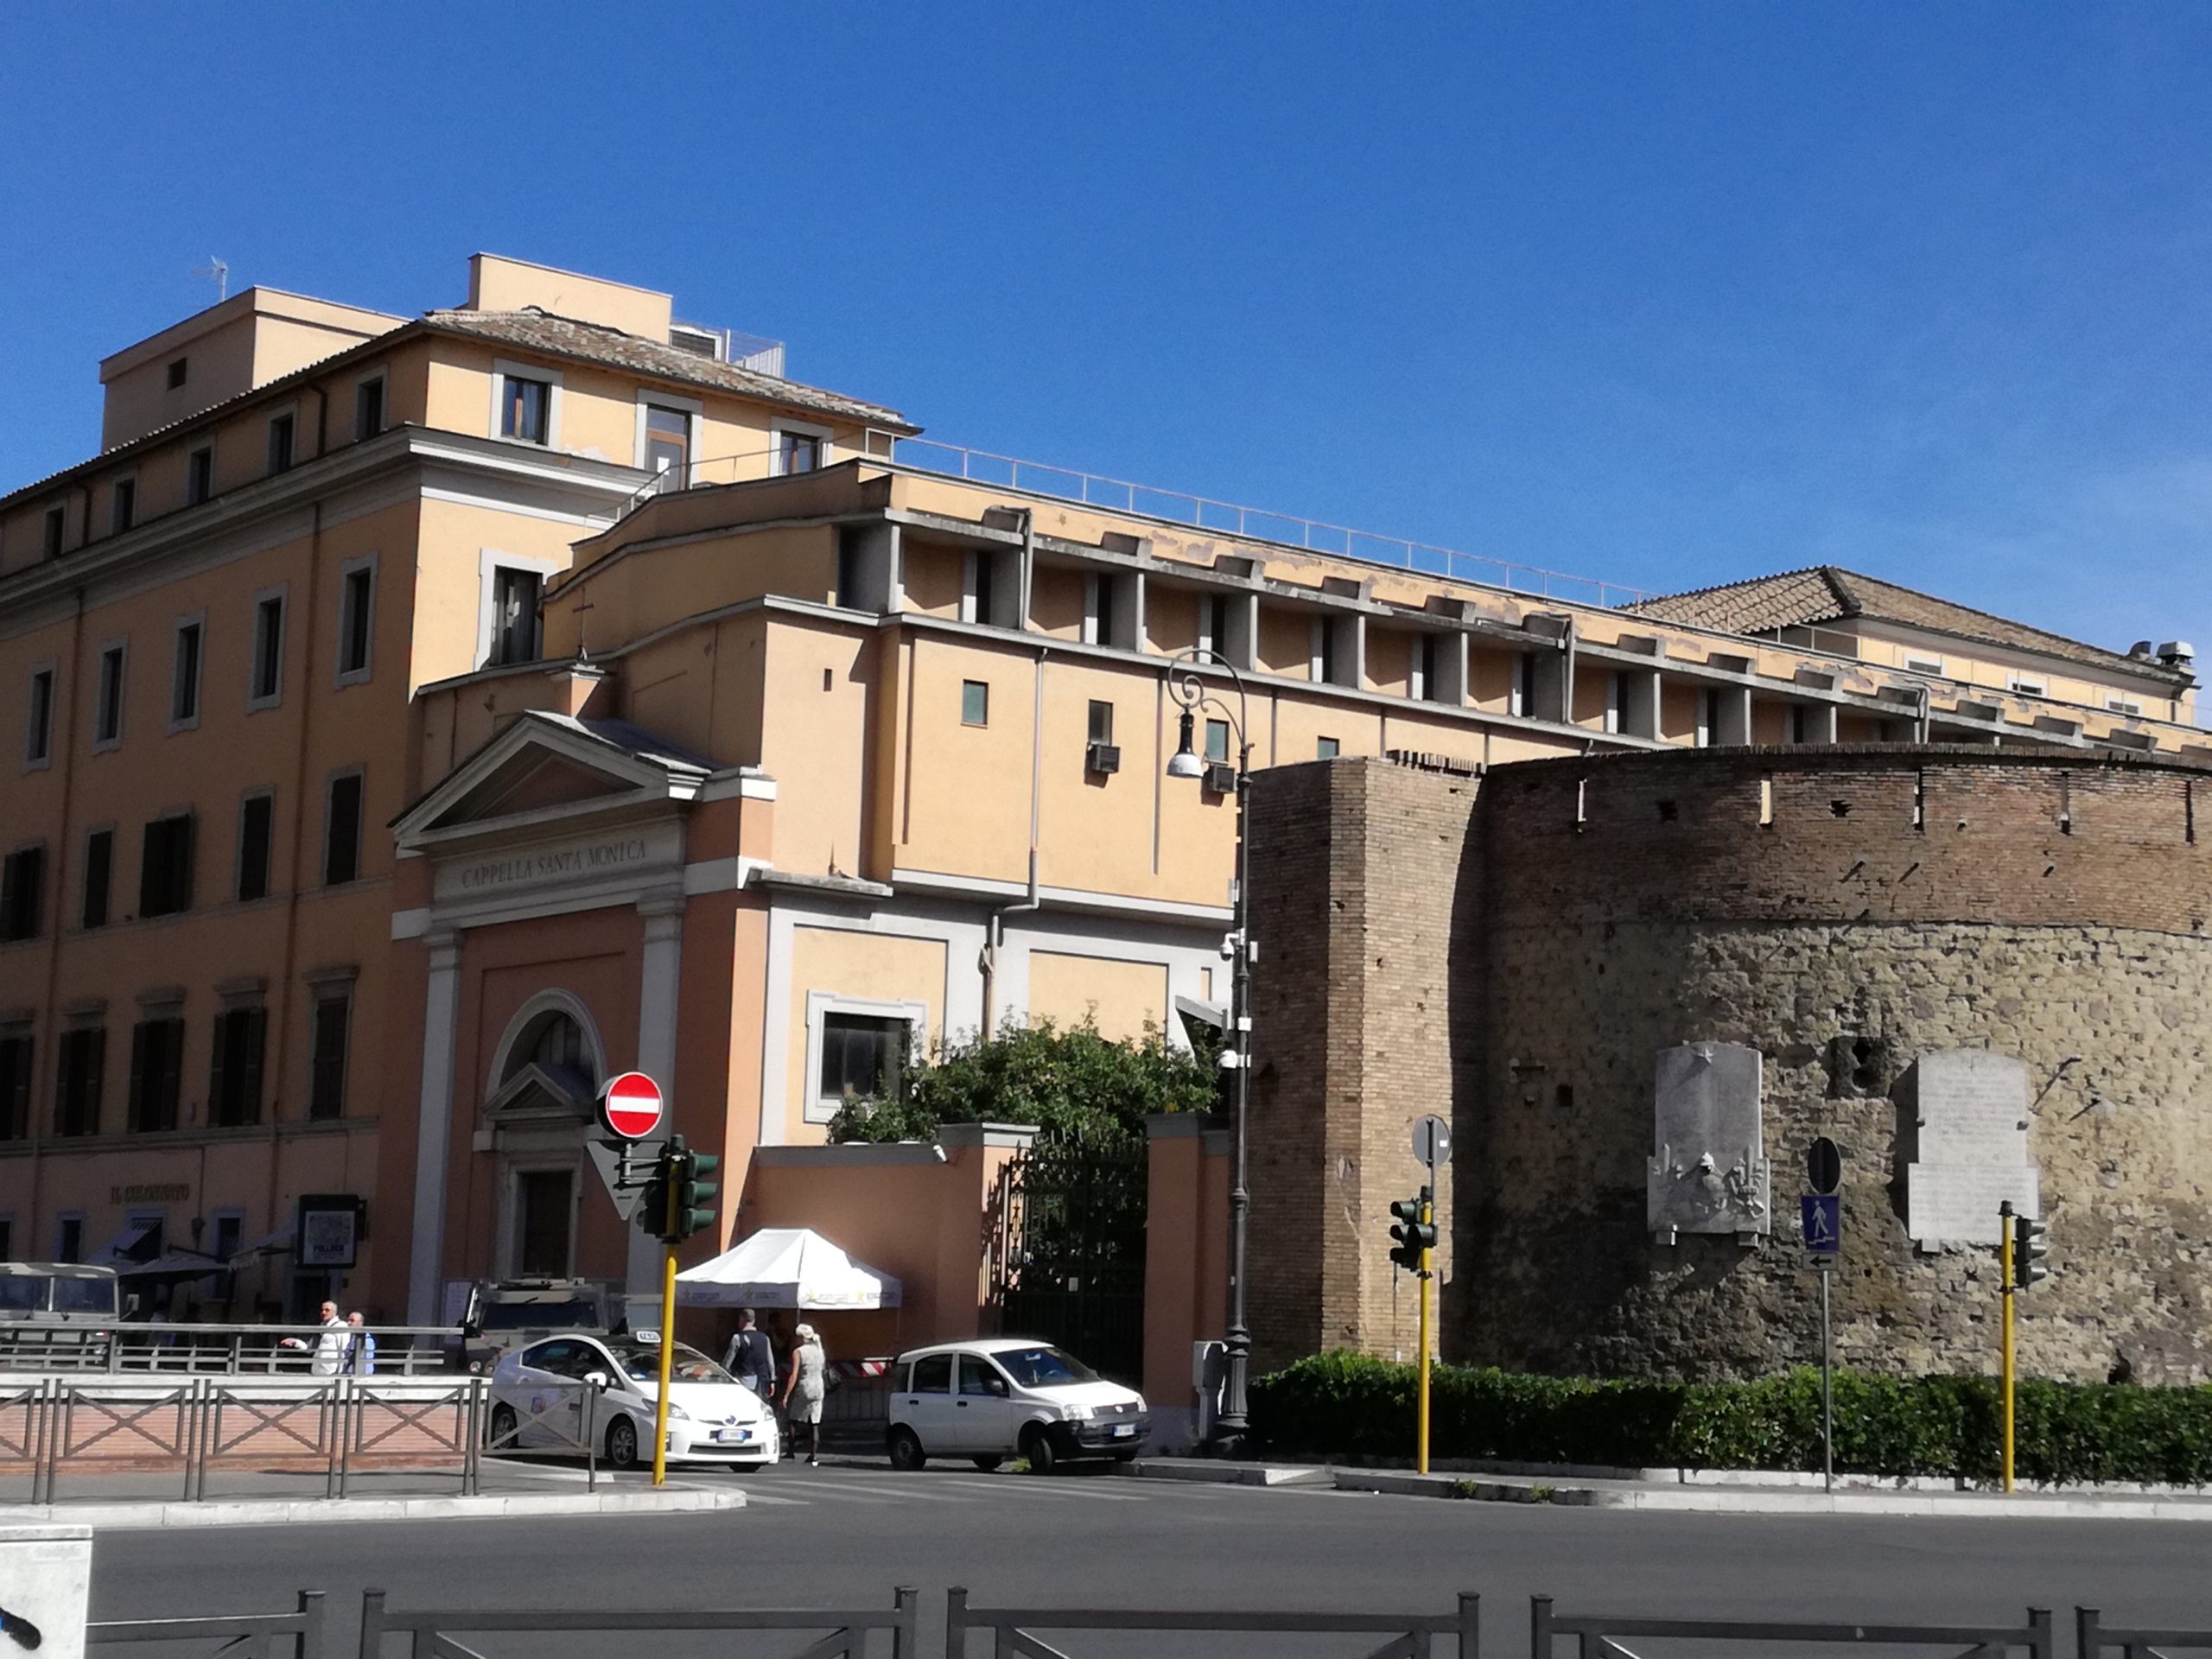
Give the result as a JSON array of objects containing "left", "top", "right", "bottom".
[
  {"left": 2009, "top": 675, "right": 2048, "bottom": 698},
  {"left": 266, "top": 412, "right": 296, "bottom": 475},
  {"left": 1695, "top": 688, "right": 1719, "bottom": 748},
  {"left": 309, "top": 994, "right": 352, "bottom": 1121},
  {"left": 93, "top": 644, "right": 125, "bottom": 747},
  {"left": 140, "top": 813, "right": 195, "bottom": 918},
  {"left": 354, "top": 375, "right": 385, "bottom": 441},
  {"left": 338, "top": 563, "right": 374, "bottom": 680},
  {"left": 1604, "top": 671, "right": 1623, "bottom": 735},
  {"left": 171, "top": 620, "right": 202, "bottom": 727},
  {"left": 1513, "top": 652, "right": 1538, "bottom": 719},
  {"left": 1087, "top": 700, "right": 1114, "bottom": 747},
  {"left": 1084, "top": 573, "right": 1119, "bottom": 647},
  {"left": 817, "top": 1012, "right": 908, "bottom": 1109},
  {"left": 81, "top": 829, "right": 112, "bottom": 930},
  {"left": 961, "top": 680, "right": 990, "bottom": 727},
  {"left": 237, "top": 793, "right": 274, "bottom": 902},
  {"left": 0, "top": 1217, "right": 9, "bottom": 1260},
  {"left": 128, "top": 1017, "right": 185, "bottom": 1133},
  {"left": 25, "top": 668, "right": 54, "bottom": 766},
  {"left": 251, "top": 594, "right": 284, "bottom": 705},
  {"left": 0, "top": 847, "right": 41, "bottom": 942},
  {"left": 1205, "top": 718, "right": 1230, "bottom": 763},
  {"left": 1202, "top": 594, "right": 1231, "bottom": 658},
  {"left": 1317, "top": 620, "right": 1338, "bottom": 686},
  {"left": 55, "top": 1215, "right": 84, "bottom": 1262},
  {"left": 1317, "top": 736, "right": 1340, "bottom": 760},
  {"left": 111, "top": 478, "right": 136, "bottom": 534},
  {"left": 0, "top": 1032, "right": 29, "bottom": 1141},
  {"left": 54, "top": 1027, "right": 103, "bottom": 1137},
  {"left": 490, "top": 568, "right": 543, "bottom": 664},
  {"left": 187, "top": 447, "right": 213, "bottom": 505},
  {"left": 2107, "top": 696, "right": 2144, "bottom": 716},
  {"left": 644, "top": 404, "right": 690, "bottom": 477},
  {"left": 167, "top": 357, "right": 188, "bottom": 390},
  {"left": 501, "top": 375, "right": 551, "bottom": 443},
  {"left": 207, "top": 1006, "right": 265, "bottom": 1128},
  {"left": 779, "top": 429, "right": 821, "bottom": 474},
  {"left": 1905, "top": 655, "right": 1946, "bottom": 677},
  {"left": 42, "top": 505, "right": 64, "bottom": 560},
  {"left": 961, "top": 551, "right": 996, "bottom": 628},
  {"left": 1414, "top": 634, "right": 1438, "bottom": 702},
  {"left": 211, "top": 1211, "right": 244, "bottom": 1265},
  {"left": 324, "top": 772, "right": 363, "bottom": 886}
]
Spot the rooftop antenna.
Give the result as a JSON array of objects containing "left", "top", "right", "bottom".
[{"left": 194, "top": 256, "right": 231, "bottom": 302}]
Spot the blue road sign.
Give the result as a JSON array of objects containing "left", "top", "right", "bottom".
[{"left": 1801, "top": 1193, "right": 1841, "bottom": 1255}]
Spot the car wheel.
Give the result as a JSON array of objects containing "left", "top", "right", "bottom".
[
  {"left": 488, "top": 1403, "right": 518, "bottom": 1451},
  {"left": 887, "top": 1427, "right": 927, "bottom": 1471},
  {"left": 1019, "top": 1424, "right": 1058, "bottom": 1476},
  {"left": 970, "top": 1455, "right": 1003, "bottom": 1472},
  {"left": 605, "top": 1415, "right": 641, "bottom": 1471}
]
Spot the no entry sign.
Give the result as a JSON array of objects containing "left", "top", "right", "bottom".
[{"left": 599, "top": 1071, "right": 664, "bottom": 1141}]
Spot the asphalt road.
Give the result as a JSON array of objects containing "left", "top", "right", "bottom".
[{"left": 91, "top": 1461, "right": 2212, "bottom": 1659}]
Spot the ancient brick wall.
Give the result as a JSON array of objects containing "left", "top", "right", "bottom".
[{"left": 1249, "top": 747, "right": 2212, "bottom": 1383}]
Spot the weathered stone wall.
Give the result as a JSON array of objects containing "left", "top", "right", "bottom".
[{"left": 1249, "top": 747, "right": 2212, "bottom": 1384}]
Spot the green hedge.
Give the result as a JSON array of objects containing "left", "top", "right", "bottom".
[{"left": 1247, "top": 1351, "right": 2212, "bottom": 1485}]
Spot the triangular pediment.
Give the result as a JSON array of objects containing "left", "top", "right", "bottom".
[
  {"left": 438, "top": 750, "right": 640, "bottom": 828},
  {"left": 394, "top": 710, "right": 715, "bottom": 849}
]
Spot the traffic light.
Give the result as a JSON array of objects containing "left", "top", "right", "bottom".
[
  {"left": 638, "top": 1155, "right": 672, "bottom": 1243},
  {"left": 1389, "top": 1189, "right": 1435, "bottom": 1275},
  {"left": 677, "top": 1148, "right": 721, "bottom": 1240},
  {"left": 2012, "top": 1213, "right": 2050, "bottom": 1290}
]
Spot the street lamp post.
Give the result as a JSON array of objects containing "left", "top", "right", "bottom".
[{"left": 1165, "top": 647, "right": 1254, "bottom": 1452}]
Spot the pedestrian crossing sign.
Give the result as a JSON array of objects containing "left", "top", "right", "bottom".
[{"left": 1800, "top": 1193, "right": 1841, "bottom": 1255}]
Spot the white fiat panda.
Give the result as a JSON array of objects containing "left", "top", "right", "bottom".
[{"left": 887, "top": 1338, "right": 1147, "bottom": 1473}]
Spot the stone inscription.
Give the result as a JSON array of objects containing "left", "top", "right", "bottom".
[
  {"left": 433, "top": 820, "right": 682, "bottom": 906},
  {"left": 1905, "top": 1048, "right": 2038, "bottom": 1248},
  {"left": 1648, "top": 1042, "right": 1771, "bottom": 1237}
]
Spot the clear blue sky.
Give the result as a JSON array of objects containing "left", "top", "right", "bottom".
[{"left": 4, "top": 4, "right": 2209, "bottom": 664}]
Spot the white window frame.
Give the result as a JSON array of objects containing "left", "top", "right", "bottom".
[
  {"left": 2008, "top": 673, "right": 2048, "bottom": 698},
  {"left": 264, "top": 403, "right": 300, "bottom": 476},
  {"left": 1904, "top": 653, "right": 1946, "bottom": 677},
  {"left": 92, "top": 639, "right": 127, "bottom": 753},
  {"left": 490, "top": 359, "right": 564, "bottom": 449},
  {"left": 334, "top": 552, "right": 378, "bottom": 689},
  {"left": 168, "top": 612, "right": 205, "bottom": 733},
  {"left": 110, "top": 471, "right": 139, "bottom": 537},
  {"left": 247, "top": 585, "right": 288, "bottom": 712},
  {"left": 632, "top": 389, "right": 702, "bottom": 474},
  {"left": 23, "top": 659, "right": 56, "bottom": 772},
  {"left": 353, "top": 368, "right": 388, "bottom": 442},
  {"left": 770, "top": 417, "right": 834, "bottom": 477},
  {"left": 804, "top": 991, "right": 925, "bottom": 1125},
  {"left": 2107, "top": 696, "right": 2144, "bottom": 716},
  {"left": 474, "top": 549, "right": 564, "bottom": 670}
]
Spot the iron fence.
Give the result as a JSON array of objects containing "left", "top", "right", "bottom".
[
  {"left": 1531, "top": 1597, "right": 2055, "bottom": 1659},
  {"left": 357, "top": 1587, "right": 918, "bottom": 1659},
  {"left": 948, "top": 1586, "right": 1479, "bottom": 1657},
  {"left": 2078, "top": 1608, "right": 2212, "bottom": 1659},
  {"left": 88, "top": 1591, "right": 327, "bottom": 1659}
]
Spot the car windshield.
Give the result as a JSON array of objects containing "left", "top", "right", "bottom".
[
  {"left": 52, "top": 1278, "right": 116, "bottom": 1316},
  {"left": 991, "top": 1345, "right": 1098, "bottom": 1387},
  {"left": 0, "top": 1279, "right": 45, "bottom": 1313},
  {"left": 480, "top": 1300, "right": 599, "bottom": 1331},
  {"left": 607, "top": 1343, "right": 729, "bottom": 1384}
]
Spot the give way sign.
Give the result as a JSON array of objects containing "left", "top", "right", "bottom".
[{"left": 599, "top": 1071, "right": 664, "bottom": 1141}]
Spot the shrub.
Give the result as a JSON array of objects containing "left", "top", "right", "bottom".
[{"left": 1247, "top": 1351, "right": 2212, "bottom": 1485}]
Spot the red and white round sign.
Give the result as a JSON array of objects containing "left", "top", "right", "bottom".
[{"left": 599, "top": 1071, "right": 664, "bottom": 1141}]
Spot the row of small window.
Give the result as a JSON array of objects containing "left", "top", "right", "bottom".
[
  {"left": 39, "top": 377, "right": 386, "bottom": 558},
  {"left": 11, "top": 1212, "right": 247, "bottom": 1275},
  {"left": 952, "top": 683, "right": 1274, "bottom": 764},
  {"left": 0, "top": 776, "right": 365, "bottom": 943},
  {"left": 0, "top": 995, "right": 352, "bottom": 1141},
  {"left": 498, "top": 369, "right": 824, "bottom": 475},
  {"left": 21, "top": 566, "right": 374, "bottom": 765}
]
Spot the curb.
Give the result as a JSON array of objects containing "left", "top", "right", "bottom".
[
  {"left": 1123, "top": 1459, "right": 1332, "bottom": 1488},
  {"left": 0, "top": 1485, "right": 745, "bottom": 1531}
]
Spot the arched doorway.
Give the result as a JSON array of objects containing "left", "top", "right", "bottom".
[{"left": 482, "top": 995, "right": 606, "bottom": 1279}]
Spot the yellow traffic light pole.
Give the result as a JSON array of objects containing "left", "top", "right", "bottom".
[
  {"left": 652, "top": 1236, "right": 677, "bottom": 1489},
  {"left": 1416, "top": 1188, "right": 1433, "bottom": 1476},
  {"left": 1999, "top": 1199, "right": 2016, "bottom": 1495}
]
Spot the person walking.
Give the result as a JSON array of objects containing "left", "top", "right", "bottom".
[
  {"left": 781, "top": 1323, "right": 827, "bottom": 1465},
  {"left": 345, "top": 1311, "right": 378, "bottom": 1376},
  {"left": 280, "top": 1301, "right": 347, "bottom": 1376},
  {"left": 722, "top": 1307, "right": 776, "bottom": 1397}
]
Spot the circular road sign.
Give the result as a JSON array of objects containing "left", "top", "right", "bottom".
[
  {"left": 1413, "top": 1114, "right": 1452, "bottom": 1169},
  {"left": 599, "top": 1071, "right": 664, "bottom": 1141},
  {"left": 1807, "top": 1135, "right": 1843, "bottom": 1197}
]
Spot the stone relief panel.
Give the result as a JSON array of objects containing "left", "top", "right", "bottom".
[
  {"left": 1902, "top": 1047, "right": 2039, "bottom": 1249},
  {"left": 1648, "top": 1041, "right": 1770, "bottom": 1239}
]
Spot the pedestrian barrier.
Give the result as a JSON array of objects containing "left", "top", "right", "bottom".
[
  {"left": 479, "top": 1375, "right": 602, "bottom": 1489},
  {"left": 946, "top": 1586, "right": 1480, "bottom": 1656},
  {"left": 88, "top": 1590, "right": 327, "bottom": 1659},
  {"left": 1531, "top": 1596, "right": 2056, "bottom": 1659},
  {"left": 357, "top": 1586, "right": 918, "bottom": 1659},
  {"left": 2078, "top": 1608, "right": 2212, "bottom": 1659},
  {"left": 0, "top": 1319, "right": 457, "bottom": 1376}
]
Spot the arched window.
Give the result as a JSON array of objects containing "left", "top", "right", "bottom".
[{"left": 505, "top": 1010, "right": 587, "bottom": 1084}]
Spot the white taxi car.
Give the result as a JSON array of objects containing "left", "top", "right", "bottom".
[
  {"left": 887, "top": 1338, "right": 1147, "bottom": 1473},
  {"left": 487, "top": 1332, "right": 779, "bottom": 1470}
]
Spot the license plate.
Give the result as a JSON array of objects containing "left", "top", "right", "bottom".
[
  {"left": 714, "top": 1427, "right": 753, "bottom": 1444},
  {"left": 1111, "top": 1423, "right": 1135, "bottom": 1437}
]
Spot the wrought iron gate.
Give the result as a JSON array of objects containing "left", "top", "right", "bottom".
[{"left": 993, "top": 1129, "right": 1147, "bottom": 1384}]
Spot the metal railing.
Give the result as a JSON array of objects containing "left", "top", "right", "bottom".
[
  {"left": 947, "top": 1586, "right": 1479, "bottom": 1657},
  {"left": 358, "top": 1587, "right": 918, "bottom": 1659},
  {"left": 90, "top": 1592, "right": 327, "bottom": 1659},
  {"left": 1532, "top": 1597, "right": 2056, "bottom": 1659},
  {"left": 0, "top": 1319, "right": 458, "bottom": 1376},
  {"left": 2078, "top": 1608, "right": 2212, "bottom": 1659},
  {"left": 480, "top": 1374, "right": 602, "bottom": 1489}
]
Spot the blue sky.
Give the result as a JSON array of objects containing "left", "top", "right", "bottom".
[{"left": 3, "top": 4, "right": 2209, "bottom": 661}]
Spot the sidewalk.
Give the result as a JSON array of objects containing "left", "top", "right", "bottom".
[
  {"left": 1126, "top": 1459, "right": 2212, "bottom": 1520},
  {"left": 0, "top": 1459, "right": 745, "bottom": 1530}
]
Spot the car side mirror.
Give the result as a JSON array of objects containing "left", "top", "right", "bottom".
[
  {"left": 582, "top": 1370, "right": 609, "bottom": 1389},
  {"left": 988, "top": 1377, "right": 1009, "bottom": 1397}
]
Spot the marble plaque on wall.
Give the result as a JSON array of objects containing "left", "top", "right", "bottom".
[
  {"left": 1904, "top": 1048, "right": 2038, "bottom": 1248},
  {"left": 1648, "top": 1042, "right": 1770, "bottom": 1237}
]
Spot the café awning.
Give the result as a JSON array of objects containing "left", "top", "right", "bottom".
[{"left": 674, "top": 1227, "right": 902, "bottom": 1311}]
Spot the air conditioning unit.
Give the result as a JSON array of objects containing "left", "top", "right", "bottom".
[
  {"left": 1204, "top": 763, "right": 1239, "bottom": 795},
  {"left": 1086, "top": 742, "right": 1122, "bottom": 776}
]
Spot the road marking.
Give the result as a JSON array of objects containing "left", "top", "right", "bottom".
[{"left": 929, "top": 1476, "right": 1150, "bottom": 1503}]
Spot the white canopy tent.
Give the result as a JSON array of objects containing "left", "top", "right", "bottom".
[{"left": 674, "top": 1227, "right": 904, "bottom": 1311}]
